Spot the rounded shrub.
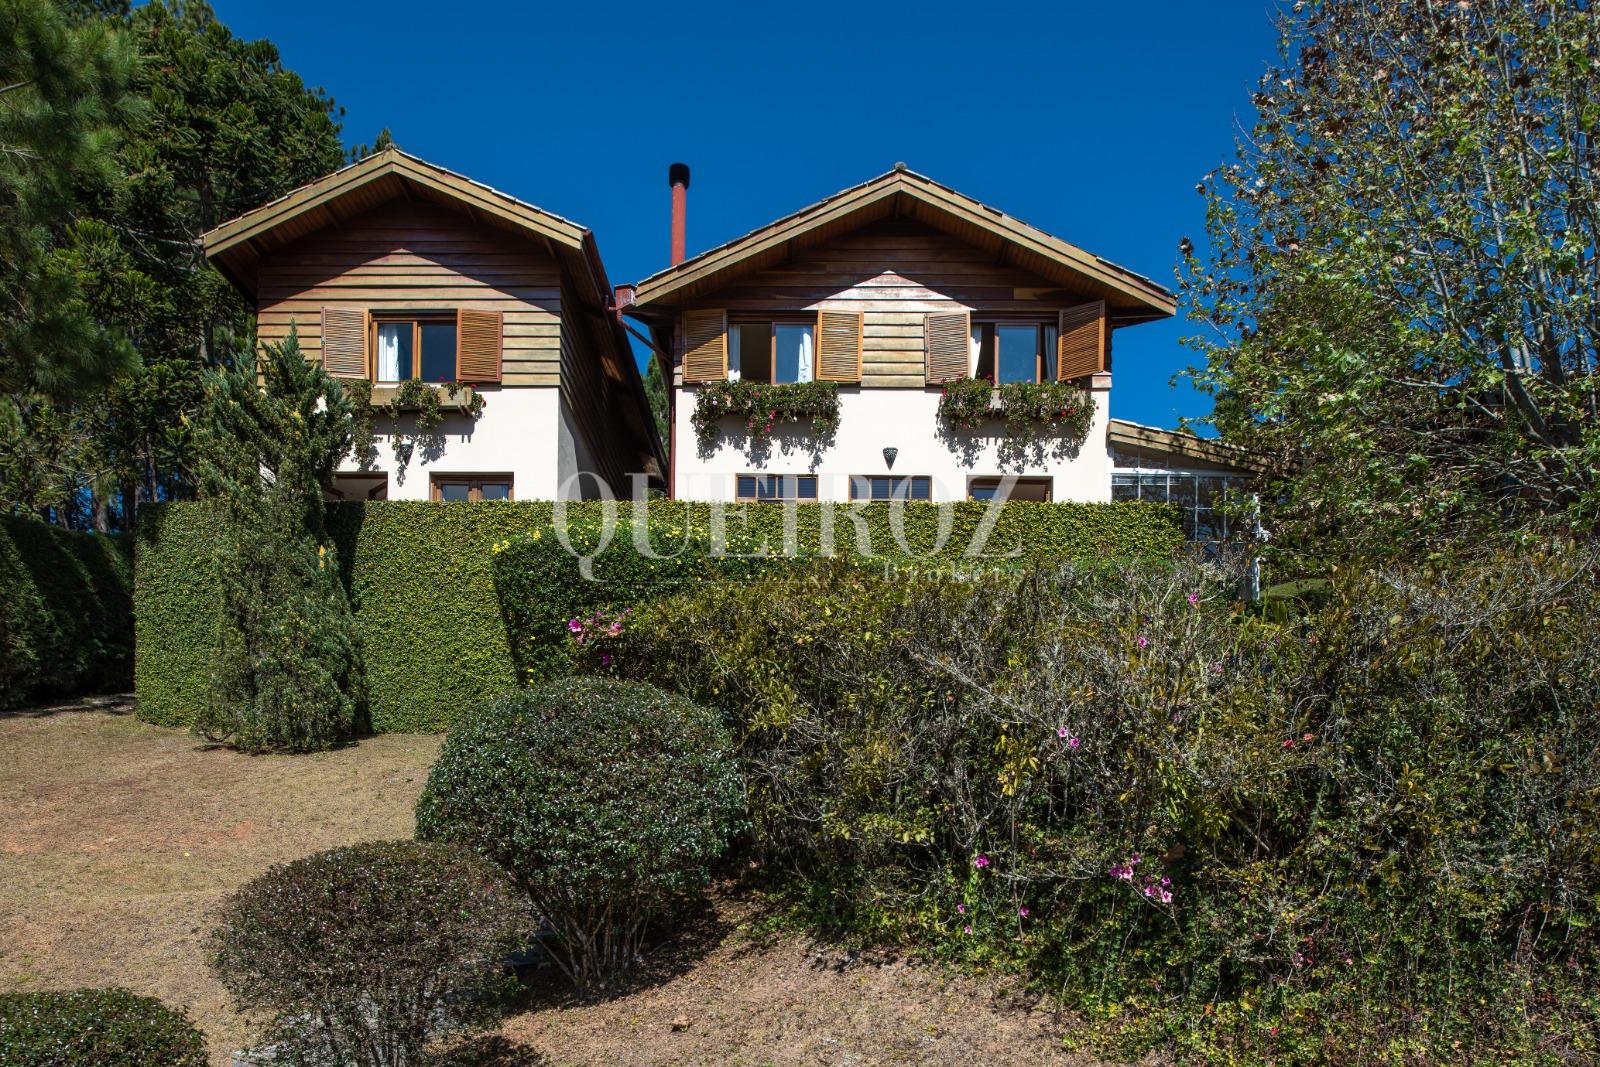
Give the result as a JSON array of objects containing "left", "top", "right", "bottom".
[
  {"left": 209, "top": 839, "right": 531, "bottom": 1067},
  {"left": 416, "top": 677, "right": 745, "bottom": 987},
  {"left": 0, "top": 987, "right": 207, "bottom": 1066}
]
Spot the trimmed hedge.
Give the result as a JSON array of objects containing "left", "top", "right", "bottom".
[
  {"left": 136, "top": 499, "right": 1179, "bottom": 733},
  {"left": 0, "top": 517, "right": 134, "bottom": 709},
  {"left": 0, "top": 987, "right": 207, "bottom": 1066}
]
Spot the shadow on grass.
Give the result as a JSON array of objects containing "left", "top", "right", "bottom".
[
  {"left": 0, "top": 693, "right": 135, "bottom": 720},
  {"left": 429, "top": 1034, "right": 550, "bottom": 1066},
  {"left": 510, "top": 892, "right": 735, "bottom": 1012}
]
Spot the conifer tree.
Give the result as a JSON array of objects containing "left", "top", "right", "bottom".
[{"left": 193, "top": 332, "right": 365, "bottom": 752}]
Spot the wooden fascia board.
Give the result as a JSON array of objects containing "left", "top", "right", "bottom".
[
  {"left": 201, "top": 153, "right": 587, "bottom": 261},
  {"left": 631, "top": 173, "right": 1175, "bottom": 316},
  {"left": 631, "top": 181, "right": 904, "bottom": 306}
]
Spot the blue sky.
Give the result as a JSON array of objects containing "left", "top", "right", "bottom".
[{"left": 211, "top": 0, "right": 1279, "bottom": 430}]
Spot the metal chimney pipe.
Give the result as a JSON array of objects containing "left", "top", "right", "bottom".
[{"left": 668, "top": 163, "right": 690, "bottom": 266}]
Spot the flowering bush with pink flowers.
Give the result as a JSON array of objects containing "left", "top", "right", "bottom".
[{"left": 611, "top": 545, "right": 1600, "bottom": 1064}]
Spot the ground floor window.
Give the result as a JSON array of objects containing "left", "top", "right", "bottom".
[
  {"left": 967, "top": 476, "right": 1052, "bottom": 502},
  {"left": 327, "top": 473, "right": 388, "bottom": 501},
  {"left": 849, "top": 475, "right": 931, "bottom": 501},
  {"left": 735, "top": 474, "right": 818, "bottom": 502},
  {"left": 1112, "top": 470, "right": 1240, "bottom": 545},
  {"left": 430, "top": 474, "right": 513, "bottom": 502}
]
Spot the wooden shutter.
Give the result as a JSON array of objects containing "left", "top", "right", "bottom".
[
  {"left": 320, "top": 306, "right": 369, "bottom": 379},
  {"left": 815, "top": 310, "right": 862, "bottom": 382},
  {"left": 1057, "top": 301, "right": 1108, "bottom": 381},
  {"left": 681, "top": 309, "right": 728, "bottom": 383},
  {"left": 924, "top": 310, "right": 970, "bottom": 383},
  {"left": 456, "top": 308, "right": 503, "bottom": 383}
]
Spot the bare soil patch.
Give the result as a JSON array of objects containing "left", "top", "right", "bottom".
[{"left": 0, "top": 707, "right": 1094, "bottom": 1066}]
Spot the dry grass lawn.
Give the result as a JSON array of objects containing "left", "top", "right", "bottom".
[{"left": 0, "top": 704, "right": 1091, "bottom": 1066}]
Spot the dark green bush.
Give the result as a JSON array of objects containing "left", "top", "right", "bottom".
[
  {"left": 191, "top": 334, "right": 364, "bottom": 752},
  {"left": 490, "top": 513, "right": 793, "bottom": 683},
  {"left": 136, "top": 499, "right": 1180, "bottom": 732},
  {"left": 416, "top": 678, "right": 744, "bottom": 988},
  {"left": 210, "top": 839, "right": 530, "bottom": 1067},
  {"left": 613, "top": 548, "right": 1600, "bottom": 1064},
  {"left": 0, "top": 987, "right": 206, "bottom": 1066},
  {"left": 0, "top": 517, "right": 132, "bottom": 708}
]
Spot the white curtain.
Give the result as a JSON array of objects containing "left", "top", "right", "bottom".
[
  {"left": 376, "top": 323, "right": 404, "bottom": 382},
  {"left": 796, "top": 327, "right": 814, "bottom": 383},
  {"left": 727, "top": 325, "right": 742, "bottom": 382},
  {"left": 969, "top": 325, "right": 982, "bottom": 377}
]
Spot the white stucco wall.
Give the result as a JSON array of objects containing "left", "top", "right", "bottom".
[
  {"left": 335, "top": 386, "right": 561, "bottom": 501},
  {"left": 673, "top": 381, "right": 1113, "bottom": 503}
]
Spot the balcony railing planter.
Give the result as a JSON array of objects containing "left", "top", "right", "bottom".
[
  {"left": 691, "top": 380, "right": 840, "bottom": 446},
  {"left": 347, "top": 379, "right": 485, "bottom": 466},
  {"left": 937, "top": 377, "right": 1094, "bottom": 444}
]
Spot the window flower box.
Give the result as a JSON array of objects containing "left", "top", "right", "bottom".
[
  {"left": 937, "top": 377, "right": 1094, "bottom": 443},
  {"left": 691, "top": 380, "right": 840, "bottom": 446}
]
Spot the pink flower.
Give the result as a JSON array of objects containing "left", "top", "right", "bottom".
[
  {"left": 956, "top": 904, "right": 966, "bottom": 915},
  {"left": 599, "top": 653, "right": 613, "bottom": 667},
  {"left": 1057, "top": 726, "right": 1070, "bottom": 739},
  {"left": 1136, "top": 635, "right": 1150, "bottom": 649},
  {"left": 963, "top": 925, "right": 973, "bottom": 935},
  {"left": 1159, "top": 889, "right": 1173, "bottom": 904},
  {"left": 1187, "top": 592, "right": 1200, "bottom": 606},
  {"left": 1143, "top": 885, "right": 1156, "bottom": 898},
  {"left": 974, "top": 854, "right": 990, "bottom": 870},
  {"left": 1160, "top": 876, "right": 1171, "bottom": 887},
  {"left": 1067, "top": 736, "right": 1081, "bottom": 749},
  {"left": 1282, "top": 738, "right": 1296, "bottom": 749},
  {"left": 1129, "top": 853, "right": 1142, "bottom": 866},
  {"left": 1018, "top": 906, "right": 1029, "bottom": 919},
  {"left": 567, "top": 619, "right": 582, "bottom": 633}
]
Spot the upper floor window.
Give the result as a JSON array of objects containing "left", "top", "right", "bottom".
[
  {"left": 972, "top": 322, "right": 1059, "bottom": 384},
  {"left": 729, "top": 321, "right": 815, "bottom": 384},
  {"left": 374, "top": 316, "right": 458, "bottom": 384},
  {"left": 849, "top": 475, "right": 931, "bottom": 501},
  {"left": 736, "top": 473, "right": 818, "bottom": 502}
]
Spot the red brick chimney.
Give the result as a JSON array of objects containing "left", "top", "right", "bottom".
[{"left": 668, "top": 163, "right": 690, "bottom": 266}]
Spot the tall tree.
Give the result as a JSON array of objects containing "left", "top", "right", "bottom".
[
  {"left": 0, "top": 0, "right": 347, "bottom": 527},
  {"left": 0, "top": 0, "right": 138, "bottom": 399},
  {"left": 1183, "top": 0, "right": 1600, "bottom": 556},
  {"left": 193, "top": 331, "right": 364, "bottom": 752}
]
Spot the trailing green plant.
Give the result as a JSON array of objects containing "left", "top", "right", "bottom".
[
  {"left": 135, "top": 498, "right": 1181, "bottom": 733},
  {"left": 0, "top": 987, "right": 207, "bottom": 1067},
  {"left": 691, "top": 379, "right": 840, "bottom": 446},
  {"left": 209, "top": 839, "right": 531, "bottom": 1067},
  {"left": 937, "top": 377, "right": 1095, "bottom": 443},
  {"left": 190, "top": 331, "right": 364, "bottom": 752},
  {"left": 612, "top": 546, "right": 1600, "bottom": 1064},
  {"left": 0, "top": 516, "right": 132, "bottom": 708},
  {"left": 416, "top": 678, "right": 745, "bottom": 988},
  {"left": 346, "top": 377, "right": 485, "bottom": 469}
]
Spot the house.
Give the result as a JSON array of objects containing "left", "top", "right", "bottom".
[
  {"left": 622, "top": 164, "right": 1179, "bottom": 505},
  {"left": 201, "top": 149, "right": 665, "bottom": 502}
]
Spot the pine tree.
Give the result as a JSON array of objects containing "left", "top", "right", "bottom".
[
  {"left": 0, "top": 0, "right": 139, "bottom": 400},
  {"left": 193, "top": 331, "right": 365, "bottom": 752}
]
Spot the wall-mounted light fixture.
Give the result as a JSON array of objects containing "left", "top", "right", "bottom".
[{"left": 882, "top": 447, "right": 898, "bottom": 469}]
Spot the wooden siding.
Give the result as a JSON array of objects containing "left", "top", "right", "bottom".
[
  {"left": 254, "top": 200, "right": 561, "bottom": 385},
  {"left": 678, "top": 220, "right": 1085, "bottom": 388}
]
